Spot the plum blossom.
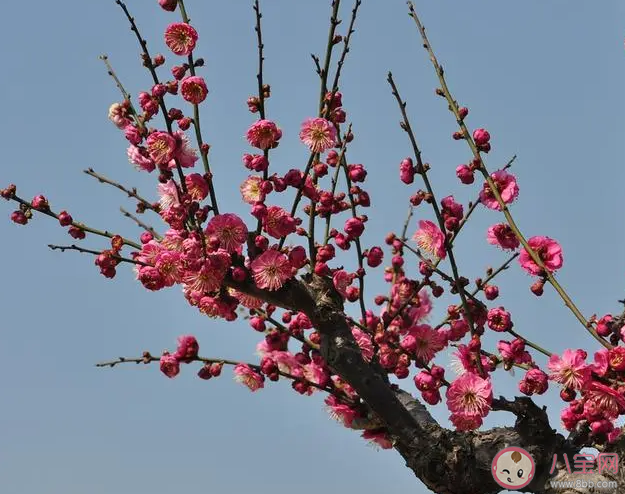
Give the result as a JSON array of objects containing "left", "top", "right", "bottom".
[
  {"left": 157, "top": 180, "right": 180, "bottom": 211},
  {"left": 127, "top": 145, "right": 156, "bottom": 172},
  {"left": 548, "top": 349, "right": 591, "bottom": 390},
  {"left": 479, "top": 170, "right": 519, "bottom": 211},
  {"left": 299, "top": 117, "right": 337, "bottom": 153},
  {"left": 181, "top": 76, "right": 208, "bottom": 104},
  {"left": 240, "top": 176, "right": 266, "bottom": 204},
  {"left": 246, "top": 119, "right": 282, "bottom": 149},
  {"left": 147, "top": 131, "right": 177, "bottom": 165},
  {"left": 233, "top": 364, "right": 264, "bottom": 391},
  {"left": 205, "top": 213, "right": 248, "bottom": 253},
  {"left": 164, "top": 23, "right": 198, "bottom": 56},
  {"left": 519, "top": 236, "right": 563, "bottom": 275},
  {"left": 352, "top": 327, "right": 374, "bottom": 362},
  {"left": 486, "top": 223, "right": 520, "bottom": 250},
  {"left": 413, "top": 220, "right": 446, "bottom": 260},
  {"left": 263, "top": 206, "right": 296, "bottom": 238},
  {"left": 160, "top": 352, "right": 180, "bottom": 378},
  {"left": 250, "top": 249, "right": 293, "bottom": 291},
  {"left": 446, "top": 373, "right": 493, "bottom": 430}
]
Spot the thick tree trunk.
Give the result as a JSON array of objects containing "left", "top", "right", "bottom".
[{"left": 229, "top": 274, "right": 622, "bottom": 494}]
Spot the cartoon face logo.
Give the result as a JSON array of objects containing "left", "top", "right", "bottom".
[{"left": 492, "top": 447, "right": 535, "bottom": 490}]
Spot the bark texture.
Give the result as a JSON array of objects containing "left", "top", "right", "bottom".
[{"left": 229, "top": 274, "right": 623, "bottom": 494}]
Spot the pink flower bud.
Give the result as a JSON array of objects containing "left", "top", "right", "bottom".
[
  {"left": 250, "top": 317, "right": 266, "bottom": 332},
  {"left": 484, "top": 285, "right": 499, "bottom": 300},
  {"left": 160, "top": 352, "right": 180, "bottom": 378},
  {"left": 58, "top": 210, "right": 73, "bottom": 227},
  {"left": 10, "top": 211, "right": 27, "bottom": 225},
  {"left": 68, "top": 226, "right": 86, "bottom": 239},
  {"left": 394, "top": 366, "right": 409, "bottom": 379},
  {"left": 171, "top": 65, "right": 187, "bottom": 80},
  {"left": 344, "top": 217, "right": 364, "bottom": 239},
  {"left": 152, "top": 83, "right": 167, "bottom": 99},
  {"left": 174, "top": 335, "right": 199, "bottom": 363},
  {"left": 153, "top": 54, "right": 165, "bottom": 67},
  {"left": 347, "top": 164, "right": 367, "bottom": 182},
  {"left": 421, "top": 389, "right": 441, "bottom": 405},
  {"left": 399, "top": 157, "right": 415, "bottom": 184},
  {"left": 455, "top": 164, "right": 474, "bottom": 184},
  {"left": 158, "top": 0, "right": 178, "bottom": 11},
  {"left": 31, "top": 195, "right": 49, "bottom": 210},
  {"left": 231, "top": 267, "right": 247, "bottom": 282},
  {"left": 365, "top": 246, "right": 384, "bottom": 267},
  {"left": 289, "top": 246, "right": 307, "bottom": 269},
  {"left": 473, "top": 128, "right": 490, "bottom": 146},
  {"left": 457, "top": 107, "right": 469, "bottom": 119},
  {"left": 178, "top": 117, "right": 192, "bottom": 130}
]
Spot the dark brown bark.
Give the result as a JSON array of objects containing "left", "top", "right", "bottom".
[{"left": 229, "top": 274, "right": 623, "bottom": 494}]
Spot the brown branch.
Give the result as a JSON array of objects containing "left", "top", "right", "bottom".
[
  {"left": 10, "top": 194, "right": 141, "bottom": 249},
  {"left": 120, "top": 207, "right": 162, "bottom": 240},
  {"left": 406, "top": 2, "right": 608, "bottom": 350},
  {"left": 84, "top": 168, "right": 157, "bottom": 212},
  {"left": 48, "top": 244, "right": 149, "bottom": 266}
]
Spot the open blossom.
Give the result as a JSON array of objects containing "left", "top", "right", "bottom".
[
  {"left": 182, "top": 250, "right": 231, "bottom": 294},
  {"left": 402, "top": 324, "right": 447, "bottom": 363},
  {"left": 413, "top": 220, "right": 446, "bottom": 259},
  {"left": 164, "top": 23, "right": 198, "bottom": 56},
  {"left": 299, "top": 117, "right": 337, "bottom": 153},
  {"left": 154, "top": 250, "right": 184, "bottom": 286},
  {"left": 147, "top": 131, "right": 177, "bottom": 165},
  {"left": 446, "top": 373, "right": 493, "bottom": 429},
  {"left": 185, "top": 173, "right": 209, "bottom": 201},
  {"left": 487, "top": 223, "right": 519, "bottom": 250},
  {"left": 157, "top": 180, "right": 180, "bottom": 211},
  {"left": 479, "top": 169, "right": 519, "bottom": 210},
  {"left": 181, "top": 76, "right": 208, "bottom": 104},
  {"left": 352, "top": 327, "right": 374, "bottom": 362},
  {"left": 127, "top": 145, "right": 156, "bottom": 172},
  {"left": 263, "top": 206, "right": 296, "bottom": 238},
  {"left": 233, "top": 364, "right": 264, "bottom": 391},
  {"left": 497, "top": 339, "right": 531, "bottom": 365},
  {"left": 108, "top": 102, "right": 131, "bottom": 129},
  {"left": 325, "top": 395, "right": 361, "bottom": 428},
  {"left": 361, "top": 430, "right": 393, "bottom": 450},
  {"left": 239, "top": 176, "right": 266, "bottom": 204},
  {"left": 246, "top": 119, "right": 282, "bottom": 149},
  {"left": 548, "top": 349, "right": 591, "bottom": 390},
  {"left": 519, "top": 236, "right": 563, "bottom": 275},
  {"left": 205, "top": 214, "right": 247, "bottom": 252},
  {"left": 170, "top": 131, "right": 198, "bottom": 169},
  {"left": 487, "top": 307, "right": 512, "bottom": 332},
  {"left": 333, "top": 270, "right": 354, "bottom": 298},
  {"left": 251, "top": 249, "right": 293, "bottom": 291},
  {"left": 584, "top": 381, "right": 625, "bottom": 421},
  {"left": 450, "top": 413, "right": 483, "bottom": 431}
]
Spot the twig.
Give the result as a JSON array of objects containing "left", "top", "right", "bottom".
[
  {"left": 84, "top": 168, "right": 157, "bottom": 212},
  {"left": 178, "top": 0, "right": 220, "bottom": 215},
  {"left": 48, "top": 244, "right": 149, "bottom": 266},
  {"left": 388, "top": 72, "right": 482, "bottom": 374},
  {"left": 120, "top": 207, "right": 162, "bottom": 240},
  {"left": 10, "top": 194, "right": 140, "bottom": 249},
  {"left": 96, "top": 353, "right": 337, "bottom": 395},
  {"left": 406, "top": 2, "right": 609, "bottom": 350}
]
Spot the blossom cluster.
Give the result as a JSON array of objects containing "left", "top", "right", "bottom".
[{"left": 3, "top": 0, "right": 623, "bottom": 454}]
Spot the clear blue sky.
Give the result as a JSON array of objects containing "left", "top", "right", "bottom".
[{"left": 1, "top": 2, "right": 624, "bottom": 493}]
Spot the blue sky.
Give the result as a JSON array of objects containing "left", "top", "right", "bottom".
[{"left": 1, "top": 2, "right": 624, "bottom": 493}]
